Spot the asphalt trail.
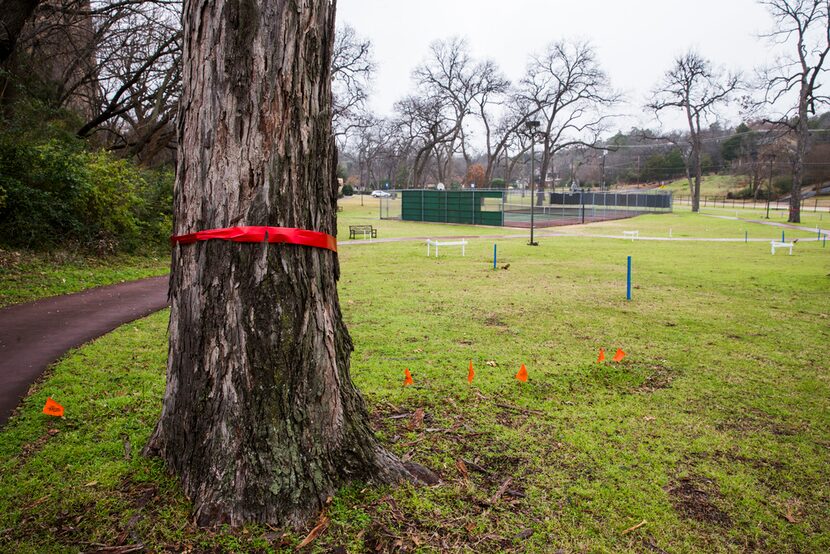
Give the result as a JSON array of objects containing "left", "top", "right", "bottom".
[{"left": 0, "top": 276, "right": 169, "bottom": 425}]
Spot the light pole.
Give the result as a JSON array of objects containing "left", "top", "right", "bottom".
[{"left": 526, "top": 119, "right": 540, "bottom": 246}]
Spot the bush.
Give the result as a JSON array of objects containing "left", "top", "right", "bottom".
[
  {"left": 490, "top": 178, "right": 506, "bottom": 189},
  {"left": 341, "top": 184, "right": 354, "bottom": 196},
  {"left": 0, "top": 137, "right": 173, "bottom": 252}
]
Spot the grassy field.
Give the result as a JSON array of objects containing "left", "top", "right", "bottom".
[
  {"left": 659, "top": 175, "right": 743, "bottom": 196},
  {"left": 1, "top": 206, "right": 828, "bottom": 553},
  {"left": 0, "top": 249, "right": 169, "bottom": 307},
  {"left": 3, "top": 193, "right": 825, "bottom": 309}
]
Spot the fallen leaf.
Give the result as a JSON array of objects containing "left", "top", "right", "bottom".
[
  {"left": 409, "top": 408, "right": 425, "bottom": 430},
  {"left": 486, "top": 360, "right": 497, "bottom": 367},
  {"left": 784, "top": 503, "right": 798, "bottom": 524},
  {"left": 296, "top": 516, "right": 329, "bottom": 550},
  {"left": 455, "top": 459, "right": 469, "bottom": 480}
]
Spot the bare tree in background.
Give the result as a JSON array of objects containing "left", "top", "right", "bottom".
[
  {"left": 518, "top": 41, "right": 618, "bottom": 198},
  {"left": 11, "top": 1, "right": 181, "bottom": 163},
  {"left": 332, "top": 23, "right": 374, "bottom": 143},
  {"left": 414, "top": 38, "right": 513, "bottom": 183},
  {"left": 648, "top": 51, "right": 739, "bottom": 212},
  {"left": 757, "top": 0, "right": 830, "bottom": 223},
  {"left": 392, "top": 93, "right": 455, "bottom": 186}
]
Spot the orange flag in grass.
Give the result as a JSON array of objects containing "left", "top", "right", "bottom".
[
  {"left": 612, "top": 348, "right": 626, "bottom": 362},
  {"left": 597, "top": 348, "right": 606, "bottom": 363},
  {"left": 43, "top": 397, "right": 64, "bottom": 417},
  {"left": 403, "top": 368, "right": 414, "bottom": 386},
  {"left": 467, "top": 360, "right": 475, "bottom": 384},
  {"left": 516, "top": 363, "right": 528, "bottom": 383}
]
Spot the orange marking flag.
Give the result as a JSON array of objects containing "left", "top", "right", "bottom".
[
  {"left": 516, "top": 363, "right": 528, "bottom": 383},
  {"left": 43, "top": 397, "right": 64, "bottom": 417},
  {"left": 403, "top": 368, "right": 414, "bottom": 386},
  {"left": 597, "top": 348, "right": 606, "bottom": 363},
  {"left": 612, "top": 348, "right": 626, "bottom": 362},
  {"left": 467, "top": 360, "right": 475, "bottom": 384}
]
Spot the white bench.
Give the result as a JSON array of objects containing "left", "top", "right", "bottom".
[
  {"left": 623, "top": 230, "right": 639, "bottom": 241},
  {"left": 426, "top": 239, "right": 467, "bottom": 257},
  {"left": 770, "top": 240, "right": 793, "bottom": 255}
]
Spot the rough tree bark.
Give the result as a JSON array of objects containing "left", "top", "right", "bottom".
[{"left": 144, "top": 0, "right": 421, "bottom": 529}]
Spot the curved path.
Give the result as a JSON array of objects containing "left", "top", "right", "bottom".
[{"left": 0, "top": 276, "right": 169, "bottom": 425}]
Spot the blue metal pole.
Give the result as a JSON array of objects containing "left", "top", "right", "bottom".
[
  {"left": 493, "top": 244, "right": 497, "bottom": 270},
  {"left": 782, "top": 230, "right": 785, "bottom": 242},
  {"left": 626, "top": 256, "right": 632, "bottom": 301}
]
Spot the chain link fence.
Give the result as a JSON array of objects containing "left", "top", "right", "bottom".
[{"left": 379, "top": 189, "right": 673, "bottom": 228}]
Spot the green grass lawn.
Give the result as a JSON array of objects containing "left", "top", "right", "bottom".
[
  {"left": 1, "top": 211, "right": 828, "bottom": 552},
  {"left": 660, "top": 175, "right": 743, "bottom": 196},
  {"left": 0, "top": 250, "right": 169, "bottom": 308},
  {"left": 4, "top": 193, "right": 824, "bottom": 309},
  {"left": 558, "top": 211, "right": 820, "bottom": 240}
]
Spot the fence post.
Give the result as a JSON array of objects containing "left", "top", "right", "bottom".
[
  {"left": 581, "top": 192, "right": 585, "bottom": 223},
  {"left": 626, "top": 256, "right": 632, "bottom": 301}
]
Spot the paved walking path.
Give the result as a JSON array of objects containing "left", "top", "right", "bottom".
[
  {"left": 702, "top": 213, "right": 827, "bottom": 235},
  {"left": 0, "top": 276, "right": 169, "bottom": 425}
]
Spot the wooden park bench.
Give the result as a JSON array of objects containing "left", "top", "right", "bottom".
[
  {"left": 349, "top": 224, "right": 377, "bottom": 240},
  {"left": 426, "top": 239, "right": 467, "bottom": 257},
  {"left": 770, "top": 240, "right": 793, "bottom": 255}
]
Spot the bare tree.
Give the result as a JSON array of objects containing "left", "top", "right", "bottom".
[
  {"left": 12, "top": 1, "right": 182, "bottom": 163},
  {"left": 392, "top": 92, "right": 455, "bottom": 186},
  {"left": 332, "top": 23, "right": 374, "bottom": 143},
  {"left": 757, "top": 0, "right": 830, "bottom": 223},
  {"left": 648, "top": 51, "right": 739, "bottom": 212},
  {"left": 414, "top": 38, "right": 511, "bottom": 183},
  {"left": 518, "top": 41, "right": 619, "bottom": 197},
  {"left": 144, "top": 0, "right": 428, "bottom": 528}
]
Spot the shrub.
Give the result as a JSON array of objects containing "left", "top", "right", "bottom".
[
  {"left": 0, "top": 137, "right": 173, "bottom": 252},
  {"left": 341, "top": 184, "right": 354, "bottom": 196}
]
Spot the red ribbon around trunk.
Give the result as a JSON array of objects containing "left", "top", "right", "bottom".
[{"left": 170, "top": 226, "right": 337, "bottom": 252}]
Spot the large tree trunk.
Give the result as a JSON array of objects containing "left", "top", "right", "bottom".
[
  {"left": 145, "top": 0, "right": 414, "bottom": 529},
  {"left": 0, "top": 0, "right": 39, "bottom": 64},
  {"left": 692, "top": 149, "right": 702, "bottom": 213},
  {"left": 790, "top": 99, "right": 808, "bottom": 223}
]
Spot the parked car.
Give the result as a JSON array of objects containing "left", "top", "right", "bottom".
[{"left": 371, "top": 190, "right": 391, "bottom": 198}]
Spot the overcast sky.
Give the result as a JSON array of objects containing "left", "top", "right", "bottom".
[{"left": 337, "top": 0, "right": 780, "bottom": 133}]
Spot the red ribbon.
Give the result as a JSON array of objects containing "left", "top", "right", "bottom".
[{"left": 170, "top": 226, "right": 337, "bottom": 252}]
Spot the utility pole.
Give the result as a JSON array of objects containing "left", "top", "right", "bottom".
[{"left": 601, "top": 151, "right": 607, "bottom": 191}]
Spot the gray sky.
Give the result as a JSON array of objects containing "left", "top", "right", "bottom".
[{"left": 337, "top": 0, "right": 778, "bottom": 133}]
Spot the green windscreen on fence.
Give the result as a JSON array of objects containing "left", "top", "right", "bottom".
[{"left": 401, "top": 190, "right": 504, "bottom": 226}]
